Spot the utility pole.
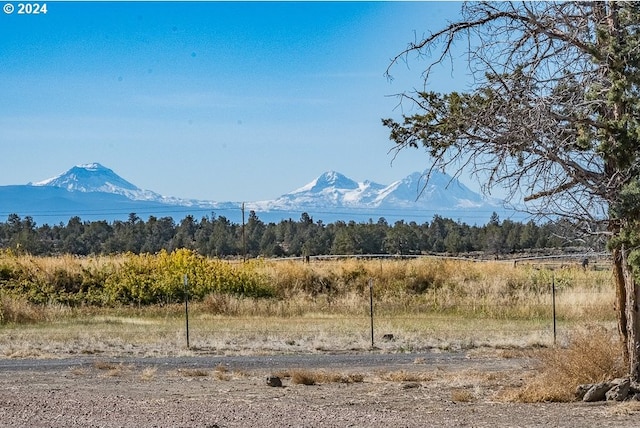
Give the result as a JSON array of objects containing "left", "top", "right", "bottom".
[{"left": 241, "top": 203, "right": 246, "bottom": 262}]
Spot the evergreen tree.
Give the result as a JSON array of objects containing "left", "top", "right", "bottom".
[
  {"left": 245, "top": 211, "right": 266, "bottom": 257},
  {"left": 383, "top": 2, "right": 640, "bottom": 378}
]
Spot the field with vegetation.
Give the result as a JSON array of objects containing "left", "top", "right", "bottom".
[
  {"left": 0, "top": 249, "right": 625, "bottom": 402},
  {"left": 0, "top": 248, "right": 613, "bottom": 314},
  {"left": 0, "top": 248, "right": 615, "bottom": 335}
]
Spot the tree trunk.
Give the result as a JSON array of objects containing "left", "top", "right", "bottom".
[
  {"left": 599, "top": 1, "right": 639, "bottom": 379},
  {"left": 614, "top": 246, "right": 640, "bottom": 381}
]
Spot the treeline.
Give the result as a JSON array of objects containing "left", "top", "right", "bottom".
[{"left": 0, "top": 212, "right": 605, "bottom": 258}]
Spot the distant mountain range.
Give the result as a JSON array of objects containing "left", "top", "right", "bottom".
[{"left": 0, "top": 163, "right": 516, "bottom": 225}]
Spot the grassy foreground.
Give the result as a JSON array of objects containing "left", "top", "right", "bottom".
[{"left": 0, "top": 251, "right": 616, "bottom": 353}]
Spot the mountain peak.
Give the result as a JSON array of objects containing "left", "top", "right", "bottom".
[
  {"left": 315, "top": 171, "right": 358, "bottom": 190},
  {"left": 33, "top": 163, "right": 140, "bottom": 193},
  {"left": 76, "top": 162, "right": 108, "bottom": 171},
  {"left": 292, "top": 171, "right": 359, "bottom": 194}
]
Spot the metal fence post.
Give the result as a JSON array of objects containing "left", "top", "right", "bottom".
[
  {"left": 552, "top": 273, "right": 557, "bottom": 346},
  {"left": 369, "top": 278, "right": 374, "bottom": 348},
  {"left": 184, "top": 274, "right": 190, "bottom": 349}
]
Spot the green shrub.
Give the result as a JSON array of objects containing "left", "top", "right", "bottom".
[{"left": 102, "top": 250, "right": 274, "bottom": 305}]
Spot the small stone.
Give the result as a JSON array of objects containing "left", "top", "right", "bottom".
[
  {"left": 266, "top": 376, "right": 282, "bottom": 387},
  {"left": 583, "top": 382, "right": 614, "bottom": 402},
  {"left": 606, "top": 378, "right": 630, "bottom": 401},
  {"left": 575, "top": 384, "right": 592, "bottom": 400}
]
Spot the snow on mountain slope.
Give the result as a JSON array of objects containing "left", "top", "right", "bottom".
[
  {"left": 31, "top": 164, "right": 491, "bottom": 212},
  {"left": 375, "top": 171, "right": 486, "bottom": 209},
  {"left": 5, "top": 163, "right": 510, "bottom": 225},
  {"left": 292, "top": 171, "right": 360, "bottom": 193},
  {"left": 264, "top": 171, "right": 388, "bottom": 208},
  {"left": 254, "top": 169, "right": 492, "bottom": 211},
  {"left": 32, "top": 163, "right": 159, "bottom": 200},
  {"left": 30, "top": 163, "right": 217, "bottom": 207}
]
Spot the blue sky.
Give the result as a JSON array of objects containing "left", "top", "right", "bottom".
[{"left": 0, "top": 1, "right": 471, "bottom": 202}]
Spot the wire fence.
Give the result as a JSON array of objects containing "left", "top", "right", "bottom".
[
  {"left": 0, "top": 252, "right": 618, "bottom": 355},
  {"left": 178, "top": 254, "right": 617, "bottom": 350}
]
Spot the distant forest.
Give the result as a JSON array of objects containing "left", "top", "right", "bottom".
[{"left": 0, "top": 212, "right": 606, "bottom": 258}]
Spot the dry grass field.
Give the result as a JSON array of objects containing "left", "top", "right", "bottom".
[{"left": 0, "top": 254, "right": 616, "bottom": 357}]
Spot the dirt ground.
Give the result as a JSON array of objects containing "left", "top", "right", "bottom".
[{"left": 1, "top": 349, "right": 640, "bottom": 427}]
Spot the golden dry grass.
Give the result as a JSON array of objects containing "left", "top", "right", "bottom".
[
  {"left": 290, "top": 369, "right": 317, "bottom": 385},
  {"left": 93, "top": 361, "right": 119, "bottom": 370},
  {"left": 177, "top": 368, "right": 210, "bottom": 377},
  {"left": 285, "top": 369, "right": 364, "bottom": 385},
  {"left": 0, "top": 253, "right": 615, "bottom": 321},
  {"left": 0, "top": 296, "right": 48, "bottom": 324},
  {"left": 377, "top": 370, "right": 433, "bottom": 383},
  {"left": 505, "top": 325, "right": 626, "bottom": 402},
  {"left": 140, "top": 367, "right": 158, "bottom": 381},
  {"left": 213, "top": 364, "right": 232, "bottom": 380},
  {"left": 451, "top": 388, "right": 476, "bottom": 402},
  {"left": 92, "top": 361, "right": 131, "bottom": 376}
]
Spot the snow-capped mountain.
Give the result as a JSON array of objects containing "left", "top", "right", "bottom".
[
  {"left": 374, "top": 171, "right": 486, "bottom": 209},
  {"left": 258, "top": 171, "right": 388, "bottom": 209},
  {"left": 31, "top": 163, "right": 217, "bottom": 208},
  {"left": 255, "top": 169, "right": 491, "bottom": 212},
  {"left": 1, "top": 163, "right": 511, "bottom": 225},
  {"left": 32, "top": 163, "right": 161, "bottom": 201}
]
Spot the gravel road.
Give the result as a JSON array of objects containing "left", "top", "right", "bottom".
[
  {"left": 0, "top": 350, "right": 470, "bottom": 373},
  {"left": 2, "top": 349, "right": 640, "bottom": 427}
]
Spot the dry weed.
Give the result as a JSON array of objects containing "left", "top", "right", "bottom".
[
  {"left": 451, "top": 388, "right": 476, "bottom": 402},
  {"left": 70, "top": 367, "right": 89, "bottom": 376},
  {"left": 605, "top": 400, "right": 640, "bottom": 416},
  {"left": 92, "top": 361, "right": 132, "bottom": 377},
  {"left": 4, "top": 347, "right": 45, "bottom": 358},
  {"left": 320, "top": 372, "right": 364, "bottom": 384},
  {"left": 289, "top": 369, "right": 364, "bottom": 385},
  {"left": 377, "top": 370, "right": 433, "bottom": 383},
  {"left": 290, "top": 369, "right": 317, "bottom": 385},
  {"left": 106, "top": 364, "right": 130, "bottom": 377},
  {"left": 0, "top": 296, "right": 47, "bottom": 324},
  {"left": 140, "top": 367, "right": 157, "bottom": 381},
  {"left": 230, "top": 370, "right": 250, "bottom": 381},
  {"left": 108, "top": 365, "right": 130, "bottom": 376},
  {"left": 178, "top": 368, "right": 210, "bottom": 377},
  {"left": 93, "top": 361, "right": 119, "bottom": 371},
  {"left": 496, "top": 348, "right": 528, "bottom": 359},
  {"left": 506, "top": 326, "right": 625, "bottom": 402},
  {"left": 213, "top": 364, "right": 232, "bottom": 380},
  {"left": 202, "top": 293, "right": 238, "bottom": 316}
]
